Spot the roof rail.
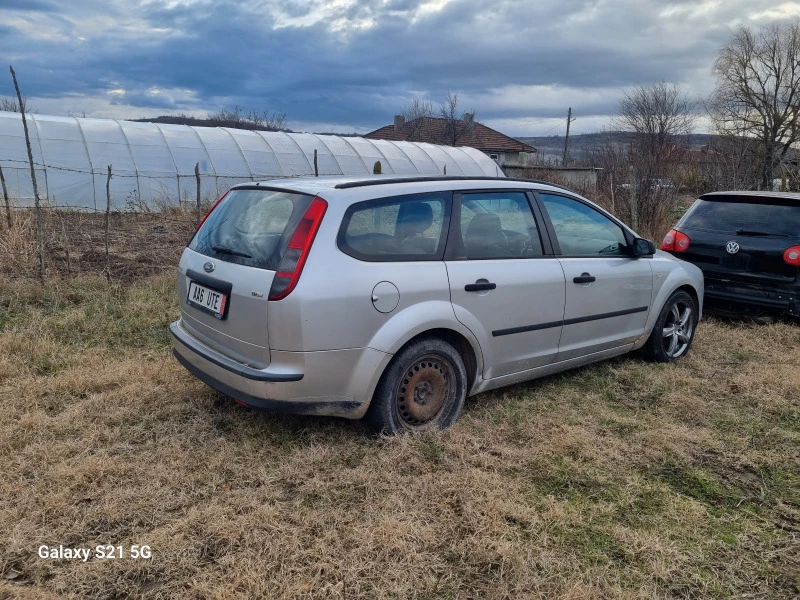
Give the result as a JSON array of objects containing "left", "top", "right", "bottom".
[{"left": 334, "top": 175, "right": 574, "bottom": 192}]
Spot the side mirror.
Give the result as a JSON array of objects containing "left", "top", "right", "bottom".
[{"left": 632, "top": 237, "right": 656, "bottom": 257}]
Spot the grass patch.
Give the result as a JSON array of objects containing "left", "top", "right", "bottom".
[
  {"left": 0, "top": 275, "right": 798, "bottom": 599},
  {"left": 657, "top": 462, "right": 744, "bottom": 508},
  {"left": 0, "top": 275, "right": 176, "bottom": 353}
]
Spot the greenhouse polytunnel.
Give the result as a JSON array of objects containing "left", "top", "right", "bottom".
[{"left": 0, "top": 112, "right": 504, "bottom": 211}]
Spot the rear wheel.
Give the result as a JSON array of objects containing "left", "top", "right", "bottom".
[
  {"left": 366, "top": 337, "right": 467, "bottom": 434},
  {"left": 642, "top": 290, "right": 697, "bottom": 362}
]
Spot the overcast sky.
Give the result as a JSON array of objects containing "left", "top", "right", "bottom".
[{"left": 1, "top": 0, "right": 798, "bottom": 136}]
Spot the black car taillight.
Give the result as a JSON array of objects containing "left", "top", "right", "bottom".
[
  {"left": 784, "top": 245, "right": 800, "bottom": 267},
  {"left": 196, "top": 190, "right": 229, "bottom": 230},
  {"left": 268, "top": 196, "right": 328, "bottom": 301},
  {"left": 661, "top": 229, "right": 690, "bottom": 252}
]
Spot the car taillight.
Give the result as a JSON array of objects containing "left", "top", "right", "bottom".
[
  {"left": 784, "top": 245, "right": 800, "bottom": 267},
  {"left": 661, "top": 229, "right": 690, "bottom": 252},
  {"left": 268, "top": 197, "right": 328, "bottom": 301},
  {"left": 196, "top": 190, "right": 229, "bottom": 230}
]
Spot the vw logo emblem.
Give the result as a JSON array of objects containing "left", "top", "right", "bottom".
[
  {"left": 203, "top": 261, "right": 215, "bottom": 273},
  {"left": 725, "top": 241, "right": 740, "bottom": 255}
]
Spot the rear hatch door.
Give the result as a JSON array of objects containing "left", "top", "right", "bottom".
[
  {"left": 676, "top": 195, "right": 800, "bottom": 286},
  {"left": 178, "top": 187, "right": 316, "bottom": 368}
]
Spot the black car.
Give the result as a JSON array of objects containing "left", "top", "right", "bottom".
[{"left": 661, "top": 191, "right": 800, "bottom": 319}]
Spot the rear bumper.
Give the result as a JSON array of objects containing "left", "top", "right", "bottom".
[
  {"left": 704, "top": 281, "right": 799, "bottom": 317},
  {"left": 169, "top": 320, "right": 390, "bottom": 418},
  {"left": 170, "top": 321, "right": 301, "bottom": 382}
]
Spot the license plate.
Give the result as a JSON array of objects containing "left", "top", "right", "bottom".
[
  {"left": 723, "top": 253, "right": 749, "bottom": 270},
  {"left": 187, "top": 280, "right": 228, "bottom": 319}
]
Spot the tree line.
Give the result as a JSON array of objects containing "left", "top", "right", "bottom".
[
  {"left": 565, "top": 20, "right": 800, "bottom": 238},
  {"left": 394, "top": 21, "right": 800, "bottom": 203}
]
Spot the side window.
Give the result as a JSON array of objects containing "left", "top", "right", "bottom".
[
  {"left": 539, "top": 193, "right": 628, "bottom": 257},
  {"left": 460, "top": 192, "right": 543, "bottom": 259},
  {"left": 338, "top": 192, "right": 449, "bottom": 261}
]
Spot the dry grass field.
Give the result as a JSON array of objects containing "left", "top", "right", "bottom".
[{"left": 0, "top": 213, "right": 798, "bottom": 599}]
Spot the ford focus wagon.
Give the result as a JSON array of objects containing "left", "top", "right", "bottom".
[{"left": 170, "top": 176, "right": 704, "bottom": 433}]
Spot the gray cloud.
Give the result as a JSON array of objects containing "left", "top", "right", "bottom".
[
  {"left": 0, "top": 0, "right": 795, "bottom": 134},
  {"left": 0, "top": 0, "right": 59, "bottom": 11}
]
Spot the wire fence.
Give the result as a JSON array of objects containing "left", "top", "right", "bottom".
[
  {"left": 0, "top": 200, "right": 199, "bottom": 283},
  {"left": 0, "top": 153, "right": 251, "bottom": 283},
  {"left": 0, "top": 158, "right": 275, "bottom": 215}
]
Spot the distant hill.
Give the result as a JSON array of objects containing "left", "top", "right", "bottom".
[
  {"left": 516, "top": 132, "right": 718, "bottom": 165},
  {"left": 134, "top": 115, "right": 292, "bottom": 132},
  {"left": 134, "top": 116, "right": 371, "bottom": 137}
]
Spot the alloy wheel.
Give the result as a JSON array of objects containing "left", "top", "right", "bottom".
[{"left": 662, "top": 301, "right": 694, "bottom": 359}]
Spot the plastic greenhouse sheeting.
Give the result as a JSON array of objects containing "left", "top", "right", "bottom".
[{"left": 0, "top": 112, "right": 504, "bottom": 211}]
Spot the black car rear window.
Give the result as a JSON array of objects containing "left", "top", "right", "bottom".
[
  {"left": 189, "top": 188, "right": 314, "bottom": 270},
  {"left": 678, "top": 198, "right": 800, "bottom": 237}
]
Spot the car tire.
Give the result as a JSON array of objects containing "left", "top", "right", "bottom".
[
  {"left": 642, "top": 290, "right": 698, "bottom": 363},
  {"left": 365, "top": 336, "right": 467, "bottom": 434}
]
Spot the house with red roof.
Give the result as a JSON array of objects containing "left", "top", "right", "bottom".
[{"left": 364, "top": 114, "right": 537, "bottom": 175}]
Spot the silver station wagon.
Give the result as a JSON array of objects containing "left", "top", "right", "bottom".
[{"left": 170, "top": 176, "right": 704, "bottom": 433}]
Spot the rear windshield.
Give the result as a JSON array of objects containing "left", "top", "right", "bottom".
[
  {"left": 679, "top": 198, "right": 800, "bottom": 237},
  {"left": 189, "top": 188, "right": 314, "bottom": 270}
]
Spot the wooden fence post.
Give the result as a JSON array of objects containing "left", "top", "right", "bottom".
[
  {"left": 0, "top": 162, "right": 11, "bottom": 229},
  {"left": 628, "top": 164, "right": 638, "bottom": 231},
  {"left": 57, "top": 208, "right": 71, "bottom": 277},
  {"left": 10, "top": 65, "right": 44, "bottom": 280},
  {"left": 313, "top": 149, "right": 318, "bottom": 177},
  {"left": 195, "top": 162, "right": 201, "bottom": 225},
  {"left": 610, "top": 170, "right": 615, "bottom": 214},
  {"left": 105, "top": 165, "right": 112, "bottom": 281}
]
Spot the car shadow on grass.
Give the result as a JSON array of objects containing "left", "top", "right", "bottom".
[{"left": 203, "top": 391, "right": 372, "bottom": 443}]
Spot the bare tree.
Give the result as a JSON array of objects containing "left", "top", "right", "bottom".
[
  {"left": 709, "top": 21, "right": 800, "bottom": 189},
  {"left": 397, "top": 92, "right": 476, "bottom": 145},
  {"left": 608, "top": 82, "right": 696, "bottom": 235},
  {"left": 696, "top": 133, "right": 761, "bottom": 191},
  {"left": 208, "top": 105, "right": 286, "bottom": 131},
  {"left": 439, "top": 92, "right": 476, "bottom": 146},
  {"left": 0, "top": 95, "right": 33, "bottom": 113},
  {"left": 400, "top": 95, "right": 434, "bottom": 141},
  {"left": 616, "top": 82, "right": 695, "bottom": 155}
]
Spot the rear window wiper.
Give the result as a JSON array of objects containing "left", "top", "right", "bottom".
[
  {"left": 735, "top": 229, "right": 788, "bottom": 237},
  {"left": 212, "top": 244, "right": 252, "bottom": 258}
]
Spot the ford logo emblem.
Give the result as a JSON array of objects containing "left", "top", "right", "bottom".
[
  {"left": 725, "top": 241, "right": 740, "bottom": 255},
  {"left": 203, "top": 261, "right": 215, "bottom": 273}
]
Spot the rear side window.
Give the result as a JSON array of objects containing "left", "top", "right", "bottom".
[
  {"left": 190, "top": 188, "right": 314, "bottom": 270},
  {"left": 679, "top": 198, "right": 800, "bottom": 237},
  {"left": 338, "top": 192, "right": 451, "bottom": 261}
]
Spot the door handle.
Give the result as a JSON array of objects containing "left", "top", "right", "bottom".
[
  {"left": 465, "top": 281, "right": 497, "bottom": 292},
  {"left": 573, "top": 272, "right": 596, "bottom": 284}
]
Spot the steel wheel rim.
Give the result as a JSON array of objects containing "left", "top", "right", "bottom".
[
  {"left": 662, "top": 300, "right": 694, "bottom": 358},
  {"left": 395, "top": 354, "right": 454, "bottom": 429}
]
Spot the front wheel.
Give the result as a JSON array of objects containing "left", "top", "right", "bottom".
[
  {"left": 365, "top": 337, "right": 467, "bottom": 434},
  {"left": 642, "top": 290, "right": 698, "bottom": 362}
]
